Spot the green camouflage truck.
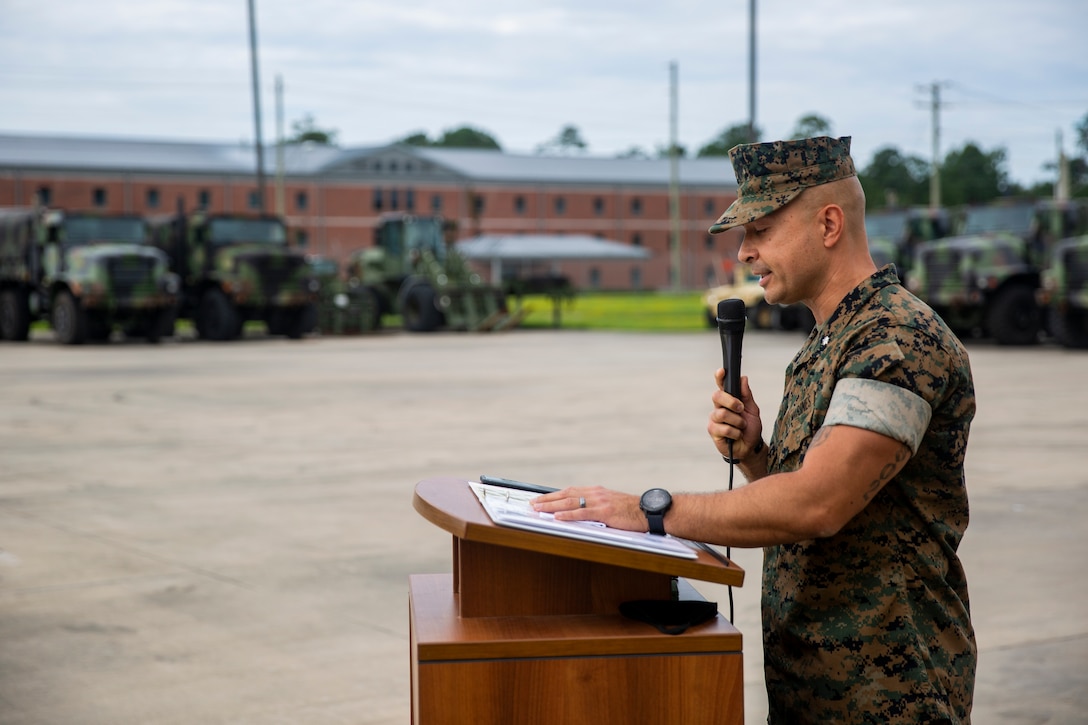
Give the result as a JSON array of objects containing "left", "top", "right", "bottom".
[
  {"left": 905, "top": 199, "right": 1088, "bottom": 345},
  {"left": 865, "top": 206, "right": 950, "bottom": 281},
  {"left": 343, "top": 212, "right": 521, "bottom": 332},
  {"left": 1, "top": 207, "right": 180, "bottom": 344},
  {"left": 148, "top": 209, "right": 319, "bottom": 341},
  {"left": 1039, "top": 233, "right": 1088, "bottom": 348}
]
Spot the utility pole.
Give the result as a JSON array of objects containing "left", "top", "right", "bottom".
[
  {"left": 669, "top": 61, "right": 682, "bottom": 290},
  {"left": 917, "top": 81, "right": 948, "bottom": 210},
  {"left": 247, "top": 0, "right": 267, "bottom": 212},
  {"left": 748, "top": 0, "right": 757, "bottom": 143},
  {"left": 275, "top": 74, "right": 285, "bottom": 217}
]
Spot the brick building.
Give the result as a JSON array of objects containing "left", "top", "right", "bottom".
[{"left": 0, "top": 133, "right": 742, "bottom": 291}]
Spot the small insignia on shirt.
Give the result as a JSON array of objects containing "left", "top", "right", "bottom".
[{"left": 821, "top": 335, "right": 830, "bottom": 346}]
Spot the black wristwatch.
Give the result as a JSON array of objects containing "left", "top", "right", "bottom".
[{"left": 640, "top": 488, "right": 673, "bottom": 535}]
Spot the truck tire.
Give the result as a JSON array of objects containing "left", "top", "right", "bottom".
[
  {"left": 399, "top": 282, "right": 442, "bottom": 332},
  {"left": 0, "top": 288, "right": 31, "bottom": 341},
  {"left": 197, "top": 288, "right": 241, "bottom": 341},
  {"left": 987, "top": 283, "right": 1041, "bottom": 346},
  {"left": 53, "top": 290, "right": 87, "bottom": 345}
]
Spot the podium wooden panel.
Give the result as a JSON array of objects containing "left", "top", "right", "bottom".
[{"left": 410, "top": 477, "right": 746, "bottom": 725}]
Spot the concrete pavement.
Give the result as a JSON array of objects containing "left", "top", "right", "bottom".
[{"left": 1, "top": 329, "right": 1085, "bottom": 724}]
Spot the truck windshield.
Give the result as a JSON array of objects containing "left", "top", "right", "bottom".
[
  {"left": 63, "top": 216, "right": 148, "bottom": 246},
  {"left": 865, "top": 212, "right": 908, "bottom": 241},
  {"left": 404, "top": 218, "right": 446, "bottom": 262},
  {"left": 207, "top": 218, "right": 287, "bottom": 246},
  {"left": 962, "top": 205, "right": 1035, "bottom": 235}
]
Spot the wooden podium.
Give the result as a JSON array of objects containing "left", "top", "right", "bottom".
[{"left": 410, "top": 477, "right": 746, "bottom": 724}]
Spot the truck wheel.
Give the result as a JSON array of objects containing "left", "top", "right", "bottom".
[
  {"left": 987, "top": 283, "right": 1041, "bottom": 346},
  {"left": 197, "top": 289, "right": 241, "bottom": 341},
  {"left": 0, "top": 288, "right": 31, "bottom": 341},
  {"left": 400, "top": 282, "right": 442, "bottom": 332},
  {"left": 53, "top": 290, "right": 87, "bottom": 345},
  {"left": 1049, "top": 306, "right": 1088, "bottom": 349}
]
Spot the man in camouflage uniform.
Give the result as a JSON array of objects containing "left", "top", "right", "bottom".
[{"left": 535, "top": 136, "right": 976, "bottom": 723}]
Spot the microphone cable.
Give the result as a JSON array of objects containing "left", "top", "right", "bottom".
[{"left": 725, "top": 439, "right": 736, "bottom": 624}]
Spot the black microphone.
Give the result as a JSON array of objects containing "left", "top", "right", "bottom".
[{"left": 716, "top": 298, "right": 746, "bottom": 399}]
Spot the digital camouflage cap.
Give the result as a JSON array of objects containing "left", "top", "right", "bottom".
[{"left": 708, "top": 136, "right": 857, "bottom": 234}]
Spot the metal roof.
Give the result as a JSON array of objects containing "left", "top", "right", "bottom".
[
  {"left": 0, "top": 133, "right": 735, "bottom": 188},
  {"left": 456, "top": 234, "right": 652, "bottom": 262}
]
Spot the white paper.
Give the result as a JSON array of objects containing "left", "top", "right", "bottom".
[{"left": 468, "top": 481, "right": 697, "bottom": 559}]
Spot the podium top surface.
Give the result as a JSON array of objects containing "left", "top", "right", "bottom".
[{"left": 413, "top": 477, "right": 744, "bottom": 588}]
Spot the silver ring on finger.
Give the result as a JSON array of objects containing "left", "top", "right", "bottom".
[{"left": 579, "top": 496, "right": 586, "bottom": 509}]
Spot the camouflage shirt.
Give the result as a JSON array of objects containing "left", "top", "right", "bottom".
[{"left": 763, "top": 266, "right": 976, "bottom": 724}]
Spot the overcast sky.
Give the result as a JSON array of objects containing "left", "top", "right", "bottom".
[{"left": 1, "top": 0, "right": 1085, "bottom": 186}]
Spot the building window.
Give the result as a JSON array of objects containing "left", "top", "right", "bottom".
[
  {"left": 593, "top": 196, "right": 605, "bottom": 215},
  {"left": 473, "top": 194, "right": 485, "bottom": 214},
  {"left": 514, "top": 196, "right": 526, "bottom": 215},
  {"left": 373, "top": 188, "right": 383, "bottom": 211},
  {"left": 296, "top": 191, "right": 308, "bottom": 211},
  {"left": 198, "top": 189, "right": 211, "bottom": 208},
  {"left": 705, "top": 265, "right": 716, "bottom": 287},
  {"left": 630, "top": 267, "right": 642, "bottom": 290},
  {"left": 589, "top": 267, "right": 601, "bottom": 289},
  {"left": 406, "top": 189, "right": 415, "bottom": 211},
  {"left": 36, "top": 186, "right": 52, "bottom": 206},
  {"left": 705, "top": 234, "right": 715, "bottom": 250},
  {"left": 630, "top": 197, "right": 642, "bottom": 215},
  {"left": 389, "top": 161, "right": 398, "bottom": 172},
  {"left": 390, "top": 189, "right": 400, "bottom": 211},
  {"left": 92, "top": 187, "right": 107, "bottom": 208},
  {"left": 554, "top": 196, "right": 566, "bottom": 215},
  {"left": 296, "top": 230, "right": 309, "bottom": 248},
  {"left": 631, "top": 233, "right": 642, "bottom": 246},
  {"left": 705, "top": 198, "right": 717, "bottom": 216},
  {"left": 146, "top": 188, "right": 160, "bottom": 209},
  {"left": 247, "top": 190, "right": 261, "bottom": 210},
  {"left": 431, "top": 194, "right": 442, "bottom": 212}
]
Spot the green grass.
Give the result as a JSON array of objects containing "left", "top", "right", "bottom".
[{"left": 515, "top": 291, "right": 710, "bottom": 332}]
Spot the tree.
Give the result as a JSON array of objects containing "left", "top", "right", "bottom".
[
  {"left": 941, "top": 142, "right": 1008, "bottom": 205},
  {"left": 398, "top": 126, "right": 502, "bottom": 150},
  {"left": 536, "top": 124, "right": 588, "bottom": 155},
  {"left": 858, "top": 146, "right": 930, "bottom": 209},
  {"left": 790, "top": 113, "right": 832, "bottom": 140},
  {"left": 615, "top": 146, "right": 650, "bottom": 159},
  {"left": 697, "top": 123, "right": 761, "bottom": 157},
  {"left": 399, "top": 131, "right": 430, "bottom": 147},
  {"left": 287, "top": 114, "right": 338, "bottom": 145},
  {"left": 436, "top": 126, "right": 501, "bottom": 150}
]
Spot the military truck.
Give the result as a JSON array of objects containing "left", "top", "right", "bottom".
[
  {"left": 343, "top": 212, "right": 520, "bottom": 332},
  {"left": 0, "top": 207, "right": 179, "bottom": 344},
  {"left": 148, "top": 209, "right": 318, "bottom": 341},
  {"left": 905, "top": 199, "right": 1088, "bottom": 345},
  {"left": 1039, "top": 234, "right": 1088, "bottom": 348},
  {"left": 865, "top": 206, "right": 950, "bottom": 280}
]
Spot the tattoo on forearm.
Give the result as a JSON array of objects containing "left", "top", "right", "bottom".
[
  {"left": 864, "top": 444, "right": 911, "bottom": 501},
  {"left": 809, "top": 427, "right": 832, "bottom": 450}
]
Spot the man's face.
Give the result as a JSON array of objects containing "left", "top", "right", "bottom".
[{"left": 737, "top": 199, "right": 823, "bottom": 307}]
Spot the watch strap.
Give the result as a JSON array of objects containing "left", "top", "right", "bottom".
[{"left": 646, "top": 512, "right": 666, "bottom": 536}]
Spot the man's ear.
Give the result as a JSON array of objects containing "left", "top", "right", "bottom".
[{"left": 819, "top": 204, "right": 846, "bottom": 248}]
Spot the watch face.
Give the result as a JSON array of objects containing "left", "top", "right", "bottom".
[{"left": 641, "top": 488, "right": 671, "bottom": 513}]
